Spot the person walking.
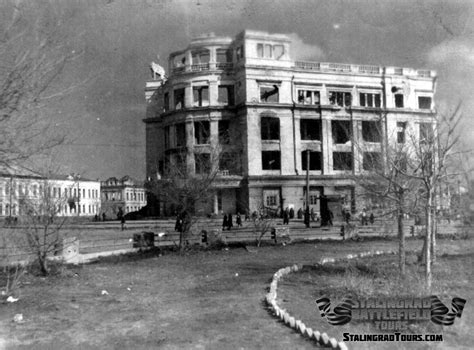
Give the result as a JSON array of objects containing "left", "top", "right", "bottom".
[
  {"left": 236, "top": 212, "right": 242, "bottom": 227},
  {"left": 328, "top": 210, "right": 334, "bottom": 226},
  {"left": 227, "top": 213, "right": 233, "bottom": 230},
  {"left": 283, "top": 207, "right": 289, "bottom": 225},
  {"left": 222, "top": 214, "right": 228, "bottom": 230}
]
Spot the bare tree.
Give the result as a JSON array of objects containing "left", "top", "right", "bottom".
[
  {"left": 0, "top": 0, "right": 89, "bottom": 168},
  {"left": 21, "top": 178, "right": 74, "bottom": 275},
  {"left": 147, "top": 140, "right": 240, "bottom": 251}
]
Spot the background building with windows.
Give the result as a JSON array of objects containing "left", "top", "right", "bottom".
[
  {"left": 0, "top": 169, "right": 101, "bottom": 218},
  {"left": 100, "top": 176, "right": 147, "bottom": 218},
  {"left": 144, "top": 30, "right": 436, "bottom": 219}
]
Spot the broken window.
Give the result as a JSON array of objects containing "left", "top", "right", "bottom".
[
  {"left": 362, "top": 121, "right": 382, "bottom": 143},
  {"left": 359, "top": 93, "right": 381, "bottom": 107},
  {"left": 172, "top": 53, "right": 186, "bottom": 68},
  {"left": 236, "top": 45, "right": 244, "bottom": 60},
  {"left": 175, "top": 123, "right": 186, "bottom": 147},
  {"left": 257, "top": 43, "right": 264, "bottom": 58},
  {"left": 218, "top": 120, "right": 230, "bottom": 144},
  {"left": 175, "top": 152, "right": 187, "bottom": 174},
  {"left": 195, "top": 153, "right": 211, "bottom": 174},
  {"left": 193, "top": 86, "right": 209, "bottom": 107},
  {"left": 301, "top": 151, "right": 322, "bottom": 171},
  {"left": 261, "top": 117, "right": 280, "bottom": 140},
  {"left": 164, "top": 92, "right": 169, "bottom": 112},
  {"left": 333, "top": 152, "right": 353, "bottom": 171},
  {"left": 394, "top": 94, "right": 404, "bottom": 108},
  {"left": 191, "top": 50, "right": 210, "bottom": 64},
  {"left": 297, "top": 90, "right": 320, "bottom": 105},
  {"left": 262, "top": 151, "right": 281, "bottom": 170},
  {"left": 264, "top": 44, "right": 272, "bottom": 58},
  {"left": 194, "top": 121, "right": 210, "bottom": 145},
  {"left": 216, "top": 49, "right": 232, "bottom": 63},
  {"left": 174, "top": 88, "right": 185, "bottom": 110},
  {"left": 363, "top": 152, "right": 382, "bottom": 171},
  {"left": 164, "top": 126, "right": 170, "bottom": 148},
  {"left": 219, "top": 152, "right": 239, "bottom": 175},
  {"left": 329, "top": 91, "right": 352, "bottom": 107},
  {"left": 260, "top": 85, "right": 279, "bottom": 103},
  {"left": 419, "top": 123, "right": 434, "bottom": 144},
  {"left": 418, "top": 96, "right": 432, "bottom": 109},
  {"left": 300, "top": 119, "right": 321, "bottom": 140},
  {"left": 218, "top": 85, "right": 234, "bottom": 105},
  {"left": 273, "top": 45, "right": 284, "bottom": 59},
  {"left": 397, "top": 122, "right": 406, "bottom": 144},
  {"left": 332, "top": 120, "right": 351, "bottom": 144}
]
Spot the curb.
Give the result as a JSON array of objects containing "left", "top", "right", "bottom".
[{"left": 265, "top": 249, "right": 396, "bottom": 349}]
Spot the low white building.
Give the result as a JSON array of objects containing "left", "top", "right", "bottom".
[
  {"left": 0, "top": 169, "right": 101, "bottom": 218},
  {"left": 101, "top": 176, "right": 147, "bottom": 217}
]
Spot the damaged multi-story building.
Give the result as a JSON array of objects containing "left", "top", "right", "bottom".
[{"left": 144, "top": 30, "right": 436, "bottom": 220}]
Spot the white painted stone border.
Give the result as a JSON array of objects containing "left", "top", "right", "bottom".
[{"left": 265, "top": 250, "right": 396, "bottom": 349}]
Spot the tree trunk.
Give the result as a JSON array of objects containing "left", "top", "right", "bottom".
[
  {"left": 397, "top": 195, "right": 405, "bottom": 276},
  {"left": 425, "top": 193, "right": 433, "bottom": 290},
  {"left": 431, "top": 208, "right": 437, "bottom": 263}
]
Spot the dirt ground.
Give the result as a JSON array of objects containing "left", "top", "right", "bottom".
[{"left": 0, "top": 238, "right": 472, "bottom": 350}]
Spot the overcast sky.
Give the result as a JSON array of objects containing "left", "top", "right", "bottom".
[{"left": 42, "top": 0, "right": 474, "bottom": 180}]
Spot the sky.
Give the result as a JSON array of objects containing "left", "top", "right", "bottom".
[{"left": 31, "top": 0, "right": 474, "bottom": 181}]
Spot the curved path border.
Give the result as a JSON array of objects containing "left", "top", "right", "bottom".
[{"left": 265, "top": 250, "right": 396, "bottom": 349}]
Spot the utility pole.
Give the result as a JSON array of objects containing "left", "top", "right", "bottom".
[{"left": 305, "top": 150, "right": 310, "bottom": 228}]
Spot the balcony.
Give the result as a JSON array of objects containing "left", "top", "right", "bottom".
[{"left": 191, "top": 63, "right": 210, "bottom": 72}]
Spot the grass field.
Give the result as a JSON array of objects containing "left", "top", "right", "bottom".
[{"left": 0, "top": 237, "right": 472, "bottom": 350}]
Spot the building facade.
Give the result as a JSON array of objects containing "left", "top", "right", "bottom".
[
  {"left": 144, "top": 30, "right": 436, "bottom": 219},
  {"left": 100, "top": 176, "right": 147, "bottom": 217},
  {"left": 0, "top": 171, "right": 101, "bottom": 218}
]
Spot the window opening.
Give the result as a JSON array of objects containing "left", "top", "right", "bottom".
[
  {"left": 362, "top": 121, "right": 382, "bottom": 143},
  {"left": 300, "top": 119, "right": 321, "bottom": 140},
  {"left": 261, "top": 117, "right": 280, "bottom": 140},
  {"left": 332, "top": 120, "right": 351, "bottom": 144},
  {"left": 333, "top": 152, "right": 353, "bottom": 171},
  {"left": 262, "top": 151, "right": 281, "bottom": 170},
  {"left": 260, "top": 85, "right": 279, "bottom": 103}
]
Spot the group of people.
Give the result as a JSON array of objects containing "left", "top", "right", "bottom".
[{"left": 222, "top": 212, "right": 243, "bottom": 230}]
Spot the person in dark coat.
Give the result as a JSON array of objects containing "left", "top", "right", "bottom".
[
  {"left": 297, "top": 208, "right": 303, "bottom": 219},
  {"left": 328, "top": 210, "right": 334, "bottom": 226},
  {"left": 283, "top": 208, "right": 289, "bottom": 225},
  {"left": 222, "top": 214, "right": 228, "bottom": 230},
  {"left": 175, "top": 215, "right": 182, "bottom": 232},
  {"left": 227, "top": 213, "right": 233, "bottom": 230},
  {"left": 236, "top": 212, "right": 242, "bottom": 227},
  {"left": 289, "top": 207, "right": 295, "bottom": 219},
  {"left": 369, "top": 213, "right": 375, "bottom": 224}
]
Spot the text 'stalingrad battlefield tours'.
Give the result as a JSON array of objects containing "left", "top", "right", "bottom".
[{"left": 0, "top": 1, "right": 473, "bottom": 349}]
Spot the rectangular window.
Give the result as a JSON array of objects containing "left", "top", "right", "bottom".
[
  {"left": 297, "top": 90, "right": 320, "bottom": 105},
  {"left": 194, "top": 121, "right": 210, "bottom": 144},
  {"left": 216, "top": 49, "right": 231, "bottom": 63},
  {"left": 301, "top": 151, "right": 322, "bottom": 171},
  {"left": 266, "top": 195, "right": 277, "bottom": 207},
  {"left": 362, "top": 121, "right": 382, "bottom": 143},
  {"left": 257, "top": 43, "right": 264, "bottom": 58},
  {"left": 236, "top": 45, "right": 244, "bottom": 60},
  {"left": 397, "top": 122, "right": 406, "bottom": 144},
  {"left": 333, "top": 152, "right": 353, "bottom": 171},
  {"left": 363, "top": 152, "right": 382, "bottom": 171},
  {"left": 218, "top": 85, "right": 234, "bottom": 105},
  {"left": 175, "top": 123, "right": 186, "bottom": 147},
  {"left": 174, "top": 88, "right": 185, "bottom": 110},
  {"left": 218, "top": 120, "right": 230, "bottom": 144},
  {"left": 359, "top": 93, "right": 381, "bottom": 107},
  {"left": 332, "top": 120, "right": 351, "bottom": 144},
  {"left": 260, "top": 85, "right": 279, "bottom": 103},
  {"left": 395, "top": 94, "right": 404, "bottom": 108},
  {"left": 418, "top": 96, "right": 432, "bottom": 109},
  {"left": 219, "top": 152, "right": 239, "bottom": 175},
  {"left": 164, "top": 126, "right": 170, "bottom": 148},
  {"left": 419, "top": 123, "right": 434, "bottom": 144},
  {"left": 195, "top": 153, "right": 211, "bottom": 174},
  {"left": 264, "top": 44, "right": 272, "bottom": 58},
  {"left": 273, "top": 45, "right": 284, "bottom": 59},
  {"left": 262, "top": 151, "right": 281, "bottom": 170},
  {"left": 191, "top": 50, "right": 210, "bottom": 64},
  {"left": 261, "top": 117, "right": 280, "bottom": 140},
  {"left": 193, "top": 86, "right": 209, "bottom": 107},
  {"left": 300, "top": 119, "right": 321, "bottom": 141},
  {"left": 164, "top": 92, "right": 169, "bottom": 112},
  {"left": 329, "top": 91, "right": 352, "bottom": 107}
]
